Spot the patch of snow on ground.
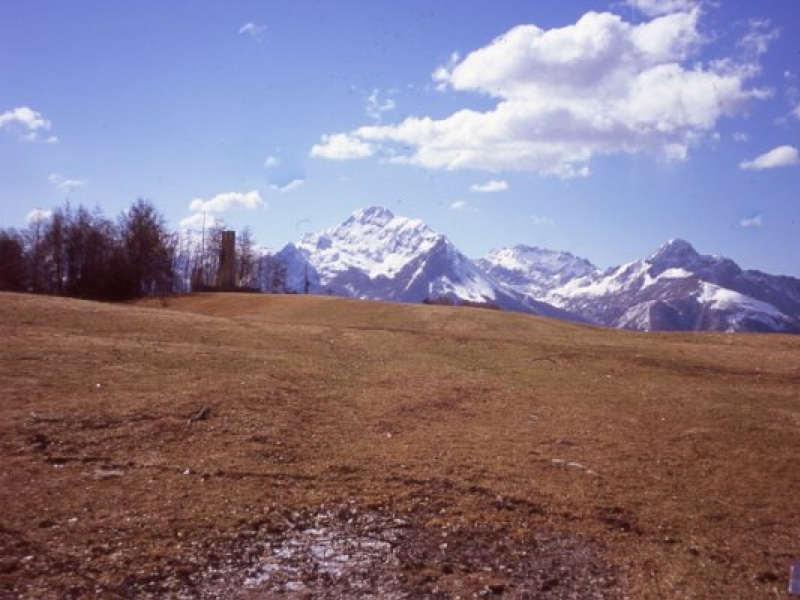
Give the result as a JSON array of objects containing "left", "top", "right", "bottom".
[{"left": 241, "top": 506, "right": 407, "bottom": 598}]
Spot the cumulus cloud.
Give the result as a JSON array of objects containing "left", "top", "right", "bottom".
[
  {"left": 189, "top": 190, "right": 265, "bottom": 212},
  {"left": 450, "top": 200, "right": 469, "bottom": 211},
  {"left": 263, "top": 155, "right": 280, "bottom": 168},
  {"left": 311, "top": 7, "right": 769, "bottom": 177},
  {"left": 239, "top": 22, "right": 267, "bottom": 42},
  {"left": 470, "top": 179, "right": 508, "bottom": 193},
  {"left": 740, "top": 145, "right": 799, "bottom": 170},
  {"left": 49, "top": 173, "right": 86, "bottom": 192},
  {"left": 270, "top": 179, "right": 304, "bottom": 193},
  {"left": 0, "top": 106, "right": 57, "bottom": 143},
  {"left": 738, "top": 214, "right": 763, "bottom": 229},
  {"left": 623, "top": 0, "right": 699, "bottom": 17},
  {"left": 310, "top": 133, "right": 373, "bottom": 160},
  {"left": 26, "top": 208, "right": 53, "bottom": 224},
  {"left": 179, "top": 212, "right": 222, "bottom": 232}
]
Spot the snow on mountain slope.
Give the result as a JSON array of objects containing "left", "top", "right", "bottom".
[
  {"left": 297, "top": 207, "right": 439, "bottom": 281},
  {"left": 475, "top": 246, "right": 596, "bottom": 299},
  {"left": 480, "top": 238, "right": 800, "bottom": 333},
  {"left": 263, "top": 209, "right": 799, "bottom": 333},
  {"left": 261, "top": 243, "right": 319, "bottom": 294},
  {"left": 265, "top": 207, "right": 575, "bottom": 318},
  {"left": 292, "top": 206, "right": 489, "bottom": 304},
  {"left": 696, "top": 282, "right": 790, "bottom": 331},
  {"left": 547, "top": 240, "right": 800, "bottom": 333}
]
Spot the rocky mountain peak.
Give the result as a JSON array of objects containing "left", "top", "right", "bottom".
[
  {"left": 647, "top": 238, "right": 700, "bottom": 274},
  {"left": 347, "top": 206, "right": 396, "bottom": 226},
  {"left": 650, "top": 238, "right": 698, "bottom": 261}
]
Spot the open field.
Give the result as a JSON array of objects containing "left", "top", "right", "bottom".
[{"left": 1, "top": 291, "right": 799, "bottom": 598}]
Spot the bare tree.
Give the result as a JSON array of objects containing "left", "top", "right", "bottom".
[
  {"left": 42, "top": 206, "right": 68, "bottom": 294},
  {"left": 262, "top": 253, "right": 288, "bottom": 293},
  {"left": 237, "top": 226, "right": 258, "bottom": 288},
  {"left": 24, "top": 213, "right": 46, "bottom": 293},
  {"left": 0, "top": 229, "right": 26, "bottom": 291},
  {"left": 3, "top": 198, "right": 275, "bottom": 300},
  {"left": 118, "top": 199, "right": 173, "bottom": 297}
]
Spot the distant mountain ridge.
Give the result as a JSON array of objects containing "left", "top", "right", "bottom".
[
  {"left": 484, "top": 238, "right": 800, "bottom": 333},
  {"left": 262, "top": 207, "right": 800, "bottom": 334},
  {"left": 475, "top": 245, "right": 597, "bottom": 300}
]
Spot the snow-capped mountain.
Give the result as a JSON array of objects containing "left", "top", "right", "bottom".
[
  {"left": 262, "top": 207, "right": 799, "bottom": 333},
  {"left": 263, "top": 207, "right": 574, "bottom": 319},
  {"left": 483, "top": 239, "right": 800, "bottom": 333},
  {"left": 475, "top": 246, "right": 596, "bottom": 299}
]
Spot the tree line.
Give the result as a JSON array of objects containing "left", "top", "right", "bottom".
[{"left": 0, "top": 199, "right": 263, "bottom": 301}]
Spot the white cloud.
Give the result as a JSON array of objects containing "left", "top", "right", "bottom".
[
  {"left": 470, "top": 179, "right": 508, "bottom": 193},
  {"left": 189, "top": 190, "right": 265, "bottom": 212},
  {"left": 366, "top": 89, "right": 396, "bottom": 121},
  {"left": 0, "top": 106, "right": 50, "bottom": 130},
  {"left": 239, "top": 22, "right": 267, "bottom": 42},
  {"left": 531, "top": 214, "right": 555, "bottom": 226},
  {"left": 0, "top": 106, "right": 57, "bottom": 143},
  {"left": 624, "top": 0, "right": 699, "bottom": 17},
  {"left": 26, "top": 208, "right": 52, "bottom": 224},
  {"left": 450, "top": 200, "right": 469, "bottom": 211},
  {"left": 738, "top": 19, "right": 779, "bottom": 57},
  {"left": 433, "top": 52, "right": 462, "bottom": 92},
  {"left": 270, "top": 179, "right": 304, "bottom": 193},
  {"left": 732, "top": 132, "right": 748, "bottom": 143},
  {"left": 48, "top": 173, "right": 86, "bottom": 192},
  {"left": 740, "top": 145, "right": 799, "bottom": 170},
  {"left": 263, "top": 155, "right": 280, "bottom": 168},
  {"left": 738, "top": 214, "right": 763, "bottom": 229},
  {"left": 312, "top": 7, "right": 769, "bottom": 177},
  {"left": 24, "top": 132, "right": 58, "bottom": 144},
  {"left": 179, "top": 212, "right": 223, "bottom": 232},
  {"left": 310, "top": 133, "right": 373, "bottom": 160},
  {"left": 793, "top": 102, "right": 800, "bottom": 121}
]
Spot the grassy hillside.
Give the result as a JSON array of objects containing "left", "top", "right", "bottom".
[{"left": 1, "top": 292, "right": 798, "bottom": 598}]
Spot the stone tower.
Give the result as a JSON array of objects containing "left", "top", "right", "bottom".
[{"left": 216, "top": 230, "right": 236, "bottom": 289}]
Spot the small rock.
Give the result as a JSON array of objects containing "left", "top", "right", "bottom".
[
  {"left": 187, "top": 406, "right": 212, "bottom": 424},
  {"left": 487, "top": 581, "right": 506, "bottom": 594},
  {"left": 754, "top": 571, "right": 779, "bottom": 584},
  {"left": 540, "top": 577, "right": 559, "bottom": 591}
]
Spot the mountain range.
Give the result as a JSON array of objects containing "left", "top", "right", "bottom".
[{"left": 261, "top": 207, "right": 800, "bottom": 334}]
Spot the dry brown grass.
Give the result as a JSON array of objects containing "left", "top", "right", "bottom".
[{"left": 1, "top": 292, "right": 798, "bottom": 598}]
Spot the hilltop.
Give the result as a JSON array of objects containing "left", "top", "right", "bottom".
[{"left": 1, "top": 292, "right": 799, "bottom": 598}]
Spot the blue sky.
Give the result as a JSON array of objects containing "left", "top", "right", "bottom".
[{"left": 2, "top": 0, "right": 798, "bottom": 275}]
